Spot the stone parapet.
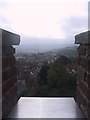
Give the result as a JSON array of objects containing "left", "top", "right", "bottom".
[
  {"left": 0, "top": 29, "right": 20, "bottom": 119},
  {"left": 75, "top": 31, "right": 90, "bottom": 44},
  {"left": 0, "top": 29, "right": 20, "bottom": 46},
  {"left": 75, "top": 31, "right": 90, "bottom": 119}
]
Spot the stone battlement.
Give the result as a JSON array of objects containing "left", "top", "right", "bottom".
[
  {"left": 75, "top": 31, "right": 90, "bottom": 119},
  {"left": 0, "top": 29, "right": 20, "bottom": 119},
  {"left": 0, "top": 29, "right": 90, "bottom": 119}
]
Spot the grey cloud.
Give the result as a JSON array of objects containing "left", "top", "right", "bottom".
[
  {"left": 21, "top": 36, "right": 63, "bottom": 45},
  {"left": 0, "top": 16, "right": 10, "bottom": 24},
  {"left": 61, "top": 16, "right": 88, "bottom": 39},
  {"left": 16, "top": 36, "right": 73, "bottom": 53},
  {"left": 19, "top": 35, "right": 73, "bottom": 47},
  {"left": 0, "top": 0, "right": 6, "bottom": 8}
]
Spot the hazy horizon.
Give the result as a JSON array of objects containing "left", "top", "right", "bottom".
[
  {"left": 15, "top": 41, "right": 77, "bottom": 53},
  {"left": 0, "top": 0, "right": 88, "bottom": 45}
]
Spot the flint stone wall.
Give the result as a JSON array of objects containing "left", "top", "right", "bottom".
[
  {"left": 0, "top": 29, "right": 20, "bottom": 118},
  {"left": 75, "top": 31, "right": 90, "bottom": 119}
]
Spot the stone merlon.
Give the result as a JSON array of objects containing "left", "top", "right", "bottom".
[
  {"left": 75, "top": 31, "right": 90, "bottom": 119},
  {"left": 75, "top": 31, "right": 90, "bottom": 44},
  {"left": 0, "top": 28, "right": 20, "bottom": 46}
]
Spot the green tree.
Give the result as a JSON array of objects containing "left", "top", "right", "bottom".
[
  {"left": 34, "top": 85, "right": 49, "bottom": 96},
  {"left": 54, "top": 55, "right": 72, "bottom": 65},
  {"left": 47, "top": 64, "right": 76, "bottom": 97},
  {"left": 39, "top": 65, "right": 49, "bottom": 86},
  {"left": 47, "top": 65, "right": 66, "bottom": 88}
]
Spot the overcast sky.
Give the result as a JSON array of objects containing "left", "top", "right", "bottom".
[{"left": 0, "top": 0, "right": 89, "bottom": 44}]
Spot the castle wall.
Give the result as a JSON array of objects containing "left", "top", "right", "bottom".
[
  {"left": 0, "top": 29, "right": 20, "bottom": 118},
  {"left": 75, "top": 31, "right": 90, "bottom": 119}
]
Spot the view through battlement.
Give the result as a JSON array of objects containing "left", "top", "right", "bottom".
[{"left": 0, "top": 29, "right": 90, "bottom": 119}]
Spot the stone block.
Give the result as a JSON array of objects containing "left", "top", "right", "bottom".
[
  {"left": 86, "top": 45, "right": 90, "bottom": 56},
  {"left": 7, "top": 99, "right": 14, "bottom": 113},
  {"left": 10, "top": 66, "right": 17, "bottom": 76},
  {"left": 77, "top": 66, "right": 86, "bottom": 82},
  {"left": 81, "top": 56, "right": 90, "bottom": 72},
  {"left": 10, "top": 55, "right": 16, "bottom": 66},
  {"left": 1, "top": 29, "right": 20, "bottom": 119},
  {"left": 77, "top": 87, "right": 90, "bottom": 119},
  {"left": 2, "top": 73, "right": 17, "bottom": 96},
  {"left": 2, "top": 67, "right": 11, "bottom": 82},
  {"left": 75, "top": 31, "right": 90, "bottom": 44},
  {"left": 75, "top": 31, "right": 90, "bottom": 119},
  {"left": 2, "top": 56, "right": 10, "bottom": 69},
  {"left": 79, "top": 82, "right": 90, "bottom": 102},
  {"left": 0, "top": 29, "right": 2, "bottom": 47},
  {"left": 2, "top": 79, "right": 14, "bottom": 95},
  {"left": 2, "top": 96, "right": 7, "bottom": 118},
  {"left": 88, "top": 103, "right": 90, "bottom": 118},
  {"left": 2, "top": 46, "right": 15, "bottom": 56},
  {"left": 77, "top": 56, "right": 81, "bottom": 65},
  {"left": 0, "top": 56, "right": 2, "bottom": 70},
  {"left": 6, "top": 86, "right": 17, "bottom": 100},
  {"left": 0, "top": 29, "right": 20, "bottom": 46},
  {"left": 12, "top": 73, "right": 17, "bottom": 84},
  {"left": 80, "top": 104, "right": 88, "bottom": 118},
  {"left": 77, "top": 45, "right": 87, "bottom": 56},
  {"left": 87, "top": 73, "right": 90, "bottom": 88}
]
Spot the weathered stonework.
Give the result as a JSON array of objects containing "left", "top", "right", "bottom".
[
  {"left": 75, "top": 31, "right": 90, "bottom": 44},
  {"left": 75, "top": 31, "right": 90, "bottom": 119},
  {"left": 0, "top": 29, "right": 20, "bottom": 119}
]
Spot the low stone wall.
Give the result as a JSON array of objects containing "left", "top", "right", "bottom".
[
  {"left": 0, "top": 29, "right": 20, "bottom": 119},
  {"left": 75, "top": 31, "right": 90, "bottom": 119}
]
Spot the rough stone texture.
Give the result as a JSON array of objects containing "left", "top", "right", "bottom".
[
  {"left": 81, "top": 56, "right": 90, "bottom": 72},
  {"left": 77, "top": 45, "right": 87, "bottom": 56},
  {"left": 0, "top": 28, "right": 20, "bottom": 46},
  {"left": 0, "top": 29, "right": 2, "bottom": 120},
  {"left": 86, "top": 45, "right": 90, "bottom": 56},
  {"left": 75, "top": 31, "right": 90, "bottom": 119},
  {"left": 1, "top": 29, "right": 20, "bottom": 119},
  {"left": 75, "top": 31, "right": 90, "bottom": 44}
]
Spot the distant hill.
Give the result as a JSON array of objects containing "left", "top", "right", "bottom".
[
  {"left": 15, "top": 43, "right": 76, "bottom": 54},
  {"left": 56, "top": 46, "right": 78, "bottom": 58}
]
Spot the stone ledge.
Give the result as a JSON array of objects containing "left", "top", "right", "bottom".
[
  {"left": 75, "top": 31, "right": 90, "bottom": 44},
  {"left": 8, "top": 97, "right": 84, "bottom": 118},
  {"left": 0, "top": 28, "right": 20, "bottom": 46}
]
